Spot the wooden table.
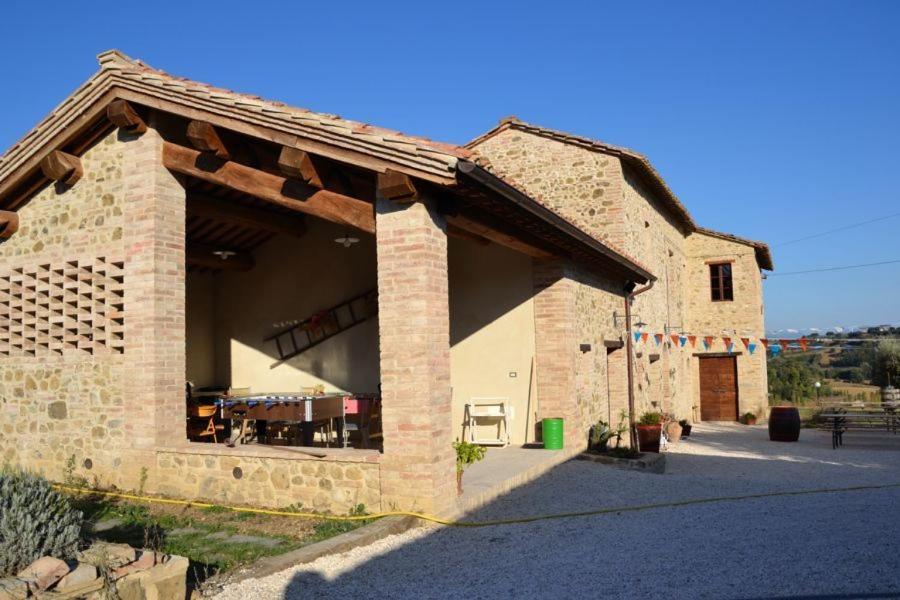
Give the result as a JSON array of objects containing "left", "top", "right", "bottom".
[{"left": 216, "top": 393, "right": 376, "bottom": 447}]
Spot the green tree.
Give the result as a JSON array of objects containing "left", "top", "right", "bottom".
[{"left": 873, "top": 340, "right": 900, "bottom": 387}]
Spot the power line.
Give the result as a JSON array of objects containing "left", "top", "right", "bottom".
[
  {"left": 765, "top": 258, "right": 900, "bottom": 277},
  {"left": 774, "top": 211, "right": 900, "bottom": 247}
]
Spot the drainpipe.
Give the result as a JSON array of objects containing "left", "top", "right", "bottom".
[{"left": 625, "top": 279, "right": 655, "bottom": 448}]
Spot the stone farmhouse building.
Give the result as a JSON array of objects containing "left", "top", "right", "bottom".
[{"left": 0, "top": 52, "right": 772, "bottom": 515}]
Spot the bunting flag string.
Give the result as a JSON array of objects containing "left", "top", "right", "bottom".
[{"left": 625, "top": 330, "right": 818, "bottom": 356}]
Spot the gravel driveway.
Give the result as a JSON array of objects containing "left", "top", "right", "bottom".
[{"left": 215, "top": 424, "right": 900, "bottom": 599}]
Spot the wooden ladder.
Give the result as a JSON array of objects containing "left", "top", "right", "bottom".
[{"left": 265, "top": 289, "right": 377, "bottom": 362}]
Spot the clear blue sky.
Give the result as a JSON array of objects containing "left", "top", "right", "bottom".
[{"left": 1, "top": 1, "right": 898, "bottom": 332}]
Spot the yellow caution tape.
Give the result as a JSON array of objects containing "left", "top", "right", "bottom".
[{"left": 54, "top": 481, "right": 900, "bottom": 528}]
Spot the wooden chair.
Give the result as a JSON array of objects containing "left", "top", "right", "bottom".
[{"left": 189, "top": 404, "right": 224, "bottom": 443}]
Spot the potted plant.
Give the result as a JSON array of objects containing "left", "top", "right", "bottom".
[
  {"left": 679, "top": 419, "right": 692, "bottom": 437},
  {"left": 453, "top": 440, "right": 486, "bottom": 495},
  {"left": 740, "top": 412, "right": 758, "bottom": 426},
  {"left": 665, "top": 415, "right": 683, "bottom": 444},
  {"left": 589, "top": 420, "right": 614, "bottom": 452},
  {"left": 636, "top": 411, "right": 663, "bottom": 453}
]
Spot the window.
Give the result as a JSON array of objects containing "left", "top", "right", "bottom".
[{"left": 709, "top": 262, "right": 733, "bottom": 302}]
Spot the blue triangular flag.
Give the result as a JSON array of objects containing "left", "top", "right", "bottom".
[
  {"left": 679, "top": 336, "right": 687, "bottom": 347},
  {"left": 748, "top": 343, "right": 757, "bottom": 355},
  {"left": 634, "top": 331, "right": 642, "bottom": 343}
]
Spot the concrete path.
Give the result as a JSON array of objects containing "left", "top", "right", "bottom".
[{"left": 215, "top": 424, "right": 900, "bottom": 599}]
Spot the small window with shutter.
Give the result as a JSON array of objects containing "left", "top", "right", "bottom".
[{"left": 709, "top": 262, "right": 733, "bottom": 302}]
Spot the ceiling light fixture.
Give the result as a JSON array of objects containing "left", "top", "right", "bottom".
[
  {"left": 213, "top": 250, "right": 237, "bottom": 260},
  {"left": 334, "top": 234, "right": 360, "bottom": 248}
]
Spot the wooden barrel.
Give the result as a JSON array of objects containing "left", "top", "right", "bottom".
[{"left": 768, "top": 406, "right": 801, "bottom": 442}]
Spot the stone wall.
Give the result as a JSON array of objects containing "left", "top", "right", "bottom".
[
  {"left": 686, "top": 231, "right": 768, "bottom": 417},
  {"left": 473, "top": 125, "right": 769, "bottom": 424},
  {"left": 0, "top": 130, "right": 128, "bottom": 485},
  {"left": 155, "top": 448, "right": 382, "bottom": 513}
]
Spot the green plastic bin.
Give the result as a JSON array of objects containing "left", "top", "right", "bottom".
[{"left": 542, "top": 418, "right": 564, "bottom": 449}]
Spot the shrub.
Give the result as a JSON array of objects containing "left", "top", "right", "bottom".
[
  {"left": 0, "top": 470, "right": 83, "bottom": 576},
  {"left": 452, "top": 440, "right": 486, "bottom": 473},
  {"left": 637, "top": 411, "right": 663, "bottom": 426},
  {"left": 740, "top": 412, "right": 757, "bottom": 424}
]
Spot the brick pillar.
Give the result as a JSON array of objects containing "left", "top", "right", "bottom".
[
  {"left": 532, "top": 259, "right": 581, "bottom": 446},
  {"left": 376, "top": 195, "right": 455, "bottom": 514},
  {"left": 122, "top": 125, "right": 186, "bottom": 451}
]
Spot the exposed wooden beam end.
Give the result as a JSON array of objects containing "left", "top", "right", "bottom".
[
  {"left": 377, "top": 170, "right": 417, "bottom": 202},
  {"left": 278, "top": 146, "right": 323, "bottom": 188},
  {"left": 106, "top": 99, "right": 147, "bottom": 134},
  {"left": 187, "top": 121, "right": 230, "bottom": 160},
  {"left": 40, "top": 151, "right": 83, "bottom": 186},
  {"left": 187, "top": 244, "right": 254, "bottom": 271},
  {"left": 0, "top": 211, "right": 19, "bottom": 238}
]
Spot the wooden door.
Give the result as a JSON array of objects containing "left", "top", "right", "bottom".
[{"left": 699, "top": 356, "right": 738, "bottom": 421}]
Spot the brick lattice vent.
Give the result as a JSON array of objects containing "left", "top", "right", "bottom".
[{"left": 0, "top": 257, "right": 125, "bottom": 356}]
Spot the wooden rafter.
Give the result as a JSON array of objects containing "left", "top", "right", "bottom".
[
  {"left": 106, "top": 100, "right": 146, "bottom": 134},
  {"left": 39, "top": 151, "right": 83, "bottom": 186},
  {"left": 377, "top": 169, "right": 417, "bottom": 202},
  {"left": 277, "top": 146, "right": 323, "bottom": 188},
  {"left": 187, "top": 243, "right": 254, "bottom": 271},
  {"left": 186, "top": 121, "right": 230, "bottom": 160},
  {"left": 445, "top": 211, "right": 556, "bottom": 260},
  {"left": 0, "top": 211, "right": 19, "bottom": 238},
  {"left": 163, "top": 142, "right": 375, "bottom": 234},
  {"left": 187, "top": 193, "right": 307, "bottom": 239}
]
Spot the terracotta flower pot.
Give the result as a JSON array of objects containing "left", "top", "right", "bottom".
[
  {"left": 636, "top": 424, "right": 662, "bottom": 453},
  {"left": 745, "top": 416, "right": 758, "bottom": 426},
  {"left": 665, "top": 421, "right": 683, "bottom": 444}
]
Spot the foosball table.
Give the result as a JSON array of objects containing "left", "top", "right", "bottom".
[{"left": 215, "top": 393, "right": 378, "bottom": 448}]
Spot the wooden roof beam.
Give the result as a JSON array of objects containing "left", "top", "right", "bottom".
[
  {"left": 187, "top": 243, "right": 254, "bottom": 271},
  {"left": 39, "top": 151, "right": 83, "bottom": 186},
  {"left": 187, "top": 193, "right": 307, "bottom": 239},
  {"left": 106, "top": 100, "right": 147, "bottom": 135},
  {"left": 445, "top": 212, "right": 556, "bottom": 260},
  {"left": 377, "top": 169, "right": 417, "bottom": 202},
  {"left": 278, "top": 146, "right": 323, "bottom": 188},
  {"left": 0, "top": 211, "right": 19, "bottom": 238},
  {"left": 163, "top": 142, "right": 375, "bottom": 234},
  {"left": 187, "top": 120, "right": 230, "bottom": 160}
]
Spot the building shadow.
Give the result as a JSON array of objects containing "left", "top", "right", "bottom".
[{"left": 259, "top": 426, "right": 900, "bottom": 599}]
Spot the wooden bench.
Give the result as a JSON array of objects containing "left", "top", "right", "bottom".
[{"left": 818, "top": 408, "right": 898, "bottom": 449}]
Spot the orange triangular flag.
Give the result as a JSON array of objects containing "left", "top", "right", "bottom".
[
  {"left": 780, "top": 339, "right": 792, "bottom": 352},
  {"left": 670, "top": 334, "right": 680, "bottom": 346},
  {"left": 654, "top": 333, "right": 664, "bottom": 345},
  {"left": 799, "top": 337, "right": 809, "bottom": 351},
  {"left": 760, "top": 338, "right": 770, "bottom": 349},
  {"left": 704, "top": 336, "right": 714, "bottom": 348},
  {"left": 641, "top": 332, "right": 649, "bottom": 343},
  {"left": 722, "top": 337, "right": 731, "bottom": 348},
  {"left": 741, "top": 337, "right": 751, "bottom": 349},
  {"left": 688, "top": 335, "right": 697, "bottom": 348}
]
